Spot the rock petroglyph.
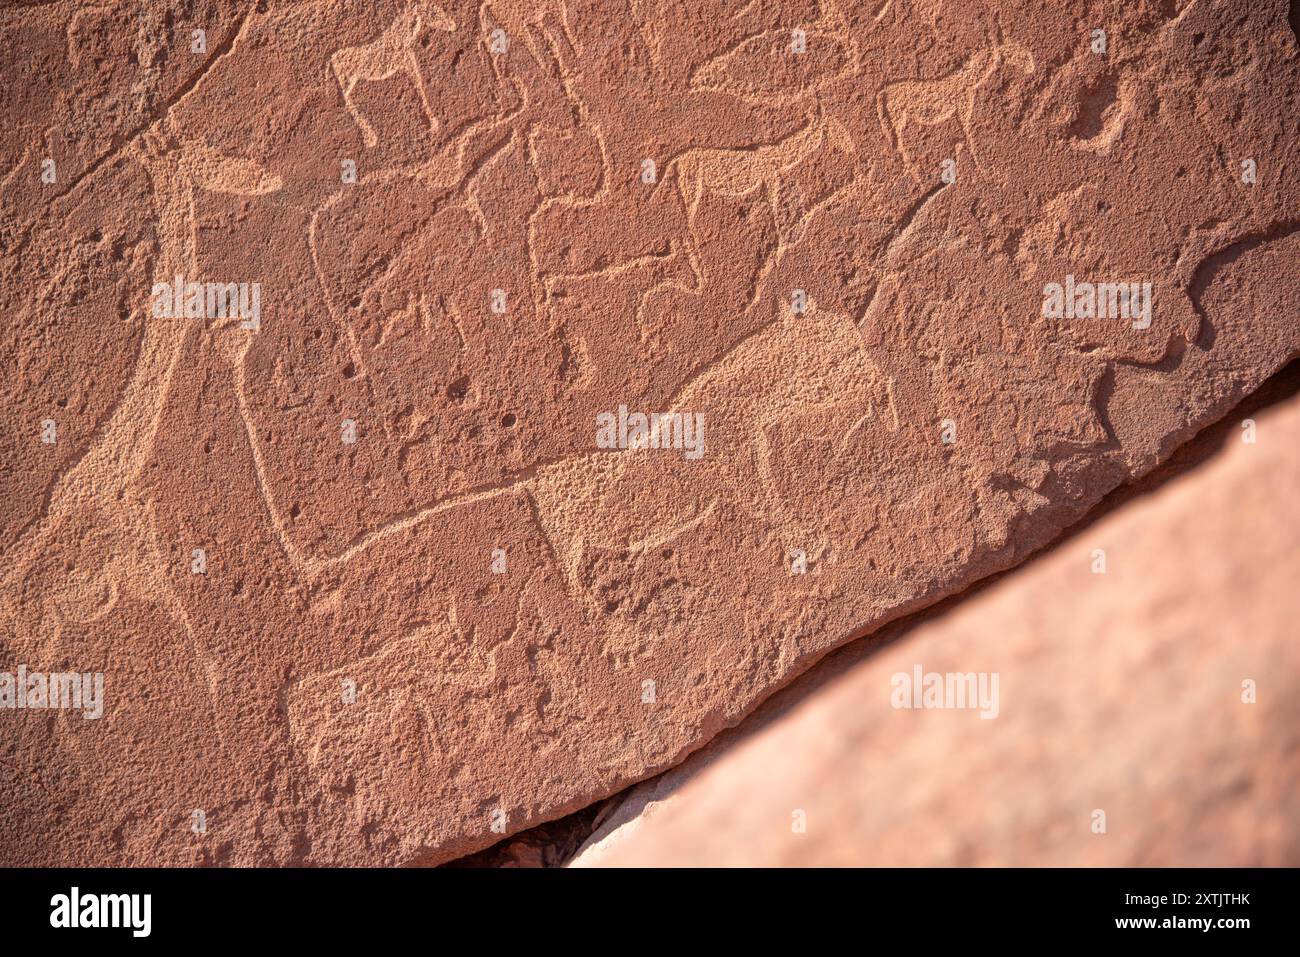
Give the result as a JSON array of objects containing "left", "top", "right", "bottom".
[{"left": 1, "top": 0, "right": 1297, "bottom": 865}]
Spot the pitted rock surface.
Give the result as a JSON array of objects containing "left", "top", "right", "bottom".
[{"left": 1, "top": 0, "right": 1298, "bottom": 864}]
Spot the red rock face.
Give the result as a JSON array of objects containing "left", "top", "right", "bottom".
[
  {"left": 572, "top": 392, "right": 1300, "bottom": 867},
  {"left": 0, "top": 1, "right": 1297, "bottom": 865}
]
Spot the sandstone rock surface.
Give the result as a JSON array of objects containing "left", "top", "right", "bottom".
[
  {"left": 572, "top": 392, "right": 1300, "bottom": 867},
  {"left": 1, "top": 0, "right": 1298, "bottom": 865}
]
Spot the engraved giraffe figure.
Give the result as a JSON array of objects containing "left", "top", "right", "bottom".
[{"left": 0, "top": 114, "right": 282, "bottom": 744}]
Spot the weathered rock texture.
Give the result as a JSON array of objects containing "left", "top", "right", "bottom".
[
  {"left": 572, "top": 392, "right": 1300, "bottom": 867},
  {"left": 0, "top": 0, "right": 1297, "bottom": 865}
]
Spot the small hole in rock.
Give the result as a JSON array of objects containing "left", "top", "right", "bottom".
[{"left": 501, "top": 412, "right": 517, "bottom": 428}]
